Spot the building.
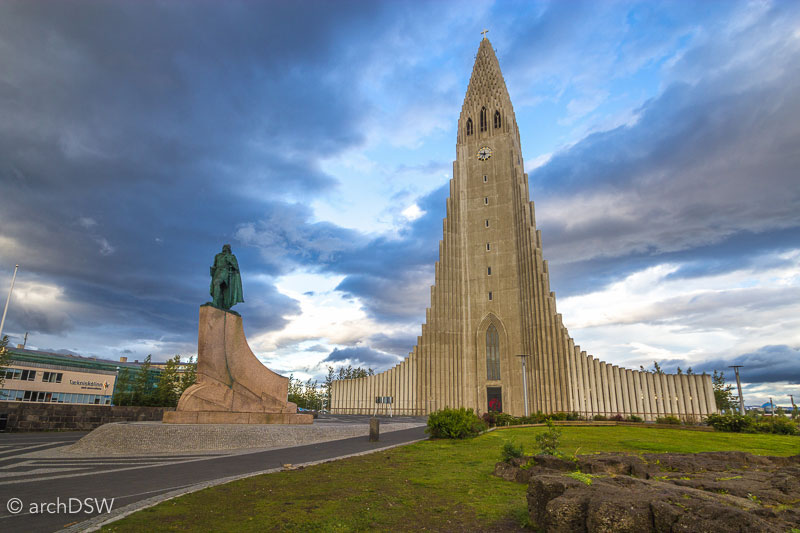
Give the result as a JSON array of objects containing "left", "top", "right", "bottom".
[
  {"left": 0, "top": 347, "right": 160, "bottom": 405},
  {"left": 330, "top": 37, "right": 717, "bottom": 420}
]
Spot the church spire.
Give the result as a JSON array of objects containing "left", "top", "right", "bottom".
[{"left": 458, "top": 37, "right": 517, "bottom": 145}]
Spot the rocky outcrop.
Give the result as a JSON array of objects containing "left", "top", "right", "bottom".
[{"left": 494, "top": 451, "right": 800, "bottom": 532}]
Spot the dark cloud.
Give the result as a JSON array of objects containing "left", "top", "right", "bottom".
[
  {"left": 366, "top": 333, "right": 417, "bottom": 357},
  {"left": 323, "top": 346, "right": 402, "bottom": 371},
  {"left": 694, "top": 346, "right": 800, "bottom": 385},
  {"left": 0, "top": 1, "right": 389, "bottom": 354}
]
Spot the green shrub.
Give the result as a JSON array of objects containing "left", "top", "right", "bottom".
[
  {"left": 520, "top": 412, "right": 548, "bottom": 425},
  {"left": 494, "top": 413, "right": 519, "bottom": 427},
  {"left": 426, "top": 407, "right": 487, "bottom": 439},
  {"left": 592, "top": 414, "right": 607, "bottom": 421},
  {"left": 706, "top": 413, "right": 754, "bottom": 433},
  {"left": 535, "top": 419, "right": 562, "bottom": 455},
  {"left": 756, "top": 417, "right": 798, "bottom": 436},
  {"left": 627, "top": 415, "right": 643, "bottom": 422},
  {"left": 565, "top": 412, "right": 581, "bottom": 421},
  {"left": 501, "top": 441, "right": 524, "bottom": 462},
  {"left": 656, "top": 416, "right": 682, "bottom": 425},
  {"left": 610, "top": 414, "right": 625, "bottom": 422},
  {"left": 550, "top": 412, "right": 568, "bottom": 421}
]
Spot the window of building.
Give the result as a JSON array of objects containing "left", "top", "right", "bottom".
[
  {"left": 42, "top": 372, "right": 63, "bottom": 383},
  {"left": 20, "top": 370, "right": 36, "bottom": 381},
  {"left": 488, "top": 266, "right": 492, "bottom": 275},
  {"left": 466, "top": 118, "right": 473, "bottom": 136},
  {"left": 486, "top": 243, "right": 491, "bottom": 251},
  {"left": 480, "top": 106, "right": 487, "bottom": 132},
  {"left": 483, "top": 175, "right": 488, "bottom": 182},
  {"left": 484, "top": 197, "right": 488, "bottom": 205},
  {"left": 488, "top": 292, "right": 493, "bottom": 301},
  {"left": 494, "top": 110, "right": 501, "bottom": 129},
  {"left": 485, "top": 219, "right": 489, "bottom": 227},
  {"left": 486, "top": 325, "right": 500, "bottom": 380}
]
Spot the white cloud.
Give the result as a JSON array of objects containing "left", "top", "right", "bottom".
[{"left": 401, "top": 203, "right": 424, "bottom": 221}]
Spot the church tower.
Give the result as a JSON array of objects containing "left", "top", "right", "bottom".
[{"left": 330, "top": 37, "right": 716, "bottom": 421}]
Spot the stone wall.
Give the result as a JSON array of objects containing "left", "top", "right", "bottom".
[{"left": 0, "top": 402, "right": 174, "bottom": 432}]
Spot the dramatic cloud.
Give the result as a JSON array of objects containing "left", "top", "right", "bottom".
[{"left": 324, "top": 346, "right": 402, "bottom": 370}]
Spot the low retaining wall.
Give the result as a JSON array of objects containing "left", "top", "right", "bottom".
[{"left": 0, "top": 402, "right": 173, "bottom": 432}]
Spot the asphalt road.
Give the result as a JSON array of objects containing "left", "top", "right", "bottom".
[{"left": 0, "top": 418, "right": 427, "bottom": 532}]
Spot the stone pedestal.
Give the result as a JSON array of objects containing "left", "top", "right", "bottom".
[{"left": 164, "top": 305, "right": 312, "bottom": 425}]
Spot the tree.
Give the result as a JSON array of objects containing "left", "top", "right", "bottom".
[
  {"left": 323, "top": 366, "right": 335, "bottom": 411},
  {"left": 676, "top": 367, "right": 683, "bottom": 375},
  {"left": 178, "top": 356, "right": 197, "bottom": 396},
  {"left": 154, "top": 356, "right": 180, "bottom": 407},
  {"left": 0, "top": 335, "right": 10, "bottom": 388},
  {"left": 131, "top": 354, "right": 154, "bottom": 406},
  {"left": 712, "top": 370, "right": 736, "bottom": 412},
  {"left": 652, "top": 361, "right": 663, "bottom": 374},
  {"left": 686, "top": 367, "right": 694, "bottom": 375},
  {"left": 112, "top": 368, "right": 133, "bottom": 406}
]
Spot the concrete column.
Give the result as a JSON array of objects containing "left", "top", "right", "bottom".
[
  {"left": 664, "top": 374, "right": 676, "bottom": 416},
  {"left": 641, "top": 372, "right": 653, "bottom": 421},
  {"left": 686, "top": 374, "right": 700, "bottom": 422},
  {"left": 592, "top": 358, "right": 604, "bottom": 416},
  {"left": 625, "top": 369, "right": 636, "bottom": 417},
  {"left": 696, "top": 375, "right": 709, "bottom": 418},
  {"left": 603, "top": 363, "right": 616, "bottom": 415},
  {"left": 653, "top": 373, "right": 665, "bottom": 418},
  {"left": 581, "top": 352, "right": 592, "bottom": 418},
  {"left": 632, "top": 370, "right": 643, "bottom": 419},
  {"left": 704, "top": 374, "right": 717, "bottom": 415},
  {"left": 618, "top": 366, "right": 630, "bottom": 416}
]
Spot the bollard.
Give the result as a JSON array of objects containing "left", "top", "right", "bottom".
[{"left": 369, "top": 417, "right": 380, "bottom": 442}]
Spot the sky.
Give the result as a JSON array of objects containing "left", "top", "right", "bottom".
[{"left": 0, "top": 0, "right": 798, "bottom": 407}]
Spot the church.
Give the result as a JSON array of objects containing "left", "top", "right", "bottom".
[{"left": 330, "top": 37, "right": 716, "bottom": 421}]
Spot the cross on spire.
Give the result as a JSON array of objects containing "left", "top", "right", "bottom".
[{"left": 481, "top": 29, "right": 489, "bottom": 40}]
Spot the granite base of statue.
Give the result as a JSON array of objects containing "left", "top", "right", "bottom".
[{"left": 164, "top": 245, "right": 312, "bottom": 425}]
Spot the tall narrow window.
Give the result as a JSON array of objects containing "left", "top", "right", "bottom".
[
  {"left": 485, "top": 219, "right": 489, "bottom": 227},
  {"left": 487, "top": 266, "right": 492, "bottom": 275},
  {"left": 483, "top": 175, "right": 488, "bottom": 182},
  {"left": 484, "top": 197, "right": 488, "bottom": 205},
  {"left": 480, "top": 106, "right": 487, "bottom": 132},
  {"left": 466, "top": 118, "right": 473, "bottom": 136},
  {"left": 488, "top": 292, "right": 493, "bottom": 301},
  {"left": 494, "top": 110, "right": 501, "bottom": 129},
  {"left": 486, "top": 242, "right": 491, "bottom": 251},
  {"left": 486, "top": 325, "right": 500, "bottom": 380}
]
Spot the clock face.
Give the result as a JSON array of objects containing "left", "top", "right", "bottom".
[{"left": 477, "top": 146, "right": 492, "bottom": 161}]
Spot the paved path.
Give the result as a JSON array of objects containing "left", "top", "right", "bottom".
[{"left": 0, "top": 417, "right": 427, "bottom": 532}]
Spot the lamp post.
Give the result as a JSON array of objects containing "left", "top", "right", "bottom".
[
  {"left": 0, "top": 265, "right": 19, "bottom": 342},
  {"left": 516, "top": 354, "right": 530, "bottom": 417},
  {"left": 729, "top": 365, "right": 745, "bottom": 415}
]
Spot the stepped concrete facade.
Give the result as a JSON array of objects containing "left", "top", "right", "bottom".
[{"left": 330, "top": 38, "right": 716, "bottom": 421}]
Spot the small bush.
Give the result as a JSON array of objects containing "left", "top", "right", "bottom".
[
  {"left": 535, "top": 419, "right": 562, "bottom": 455},
  {"left": 610, "top": 414, "right": 625, "bottom": 422},
  {"left": 592, "top": 414, "right": 607, "bottom": 421},
  {"left": 426, "top": 407, "right": 487, "bottom": 439},
  {"left": 656, "top": 416, "right": 682, "bottom": 425},
  {"left": 565, "top": 412, "right": 581, "bottom": 421},
  {"left": 550, "top": 412, "right": 568, "bottom": 421},
  {"left": 706, "top": 413, "right": 754, "bottom": 433},
  {"left": 501, "top": 441, "right": 524, "bottom": 463},
  {"left": 756, "top": 416, "right": 798, "bottom": 436},
  {"left": 481, "top": 411, "right": 497, "bottom": 427},
  {"left": 520, "top": 412, "right": 548, "bottom": 425},
  {"left": 495, "top": 413, "right": 519, "bottom": 427},
  {"left": 627, "top": 415, "right": 643, "bottom": 423}
]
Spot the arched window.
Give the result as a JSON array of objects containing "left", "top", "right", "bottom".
[
  {"left": 486, "top": 324, "right": 500, "bottom": 380},
  {"left": 480, "top": 107, "right": 487, "bottom": 132},
  {"left": 494, "top": 110, "right": 501, "bottom": 129},
  {"left": 466, "top": 118, "right": 473, "bottom": 136}
]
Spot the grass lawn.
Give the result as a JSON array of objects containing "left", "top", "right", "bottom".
[{"left": 102, "top": 426, "right": 799, "bottom": 532}]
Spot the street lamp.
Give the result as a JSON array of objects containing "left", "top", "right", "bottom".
[
  {"left": 0, "top": 265, "right": 19, "bottom": 342},
  {"left": 729, "top": 365, "right": 745, "bottom": 415},
  {"left": 516, "top": 354, "right": 530, "bottom": 417}
]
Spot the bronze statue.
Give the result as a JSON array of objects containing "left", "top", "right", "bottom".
[{"left": 210, "top": 244, "right": 244, "bottom": 310}]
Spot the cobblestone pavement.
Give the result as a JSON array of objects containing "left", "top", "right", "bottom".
[{"left": 0, "top": 416, "right": 427, "bottom": 532}]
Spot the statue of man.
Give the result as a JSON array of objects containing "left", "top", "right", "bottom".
[{"left": 210, "top": 244, "right": 244, "bottom": 310}]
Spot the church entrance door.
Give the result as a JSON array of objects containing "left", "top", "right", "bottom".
[{"left": 487, "top": 386, "right": 502, "bottom": 412}]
